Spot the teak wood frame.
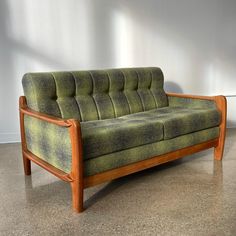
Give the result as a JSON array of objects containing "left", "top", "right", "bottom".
[{"left": 19, "top": 93, "right": 227, "bottom": 213}]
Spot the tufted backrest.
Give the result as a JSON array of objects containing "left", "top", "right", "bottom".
[{"left": 22, "top": 67, "right": 168, "bottom": 121}]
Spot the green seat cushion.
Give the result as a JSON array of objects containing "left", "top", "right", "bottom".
[
  {"left": 120, "top": 106, "right": 221, "bottom": 140},
  {"left": 24, "top": 113, "right": 220, "bottom": 175},
  {"left": 81, "top": 116, "right": 164, "bottom": 160},
  {"left": 84, "top": 127, "right": 219, "bottom": 176}
]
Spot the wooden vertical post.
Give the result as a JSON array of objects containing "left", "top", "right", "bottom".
[
  {"left": 19, "top": 96, "right": 31, "bottom": 175},
  {"left": 214, "top": 96, "right": 227, "bottom": 161},
  {"left": 68, "top": 119, "right": 84, "bottom": 213}
]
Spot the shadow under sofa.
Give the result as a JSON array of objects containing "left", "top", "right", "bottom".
[{"left": 19, "top": 67, "right": 226, "bottom": 213}]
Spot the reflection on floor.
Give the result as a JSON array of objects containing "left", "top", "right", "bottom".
[{"left": 0, "top": 129, "right": 236, "bottom": 235}]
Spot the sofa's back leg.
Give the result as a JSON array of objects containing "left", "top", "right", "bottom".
[
  {"left": 22, "top": 153, "right": 31, "bottom": 175},
  {"left": 71, "top": 180, "right": 83, "bottom": 213},
  {"left": 214, "top": 96, "right": 227, "bottom": 161},
  {"left": 214, "top": 143, "right": 225, "bottom": 161},
  {"left": 19, "top": 97, "right": 31, "bottom": 175},
  {"left": 214, "top": 129, "right": 226, "bottom": 161}
]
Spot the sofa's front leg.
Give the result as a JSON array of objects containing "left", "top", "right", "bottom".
[
  {"left": 69, "top": 119, "right": 84, "bottom": 213},
  {"left": 71, "top": 179, "right": 84, "bottom": 213},
  {"left": 214, "top": 96, "right": 227, "bottom": 161}
]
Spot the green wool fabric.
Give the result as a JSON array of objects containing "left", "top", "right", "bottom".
[
  {"left": 84, "top": 127, "right": 219, "bottom": 176},
  {"left": 120, "top": 107, "right": 220, "bottom": 140},
  {"left": 81, "top": 106, "right": 220, "bottom": 159},
  {"left": 24, "top": 115, "right": 72, "bottom": 173},
  {"left": 22, "top": 67, "right": 221, "bottom": 176},
  {"left": 22, "top": 67, "right": 168, "bottom": 121},
  {"left": 168, "top": 95, "right": 217, "bottom": 109},
  {"left": 24, "top": 112, "right": 219, "bottom": 175},
  {"left": 81, "top": 115, "right": 163, "bottom": 160}
]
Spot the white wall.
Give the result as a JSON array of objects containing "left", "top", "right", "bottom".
[{"left": 0, "top": 0, "right": 236, "bottom": 143}]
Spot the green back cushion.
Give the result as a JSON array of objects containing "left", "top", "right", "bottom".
[{"left": 22, "top": 67, "right": 168, "bottom": 121}]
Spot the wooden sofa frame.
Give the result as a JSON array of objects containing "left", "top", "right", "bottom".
[{"left": 19, "top": 93, "right": 227, "bottom": 213}]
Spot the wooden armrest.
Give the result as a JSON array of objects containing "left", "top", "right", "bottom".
[
  {"left": 19, "top": 96, "right": 72, "bottom": 127},
  {"left": 167, "top": 92, "right": 217, "bottom": 101}
]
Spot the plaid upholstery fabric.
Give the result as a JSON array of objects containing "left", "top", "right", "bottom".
[
  {"left": 24, "top": 105, "right": 220, "bottom": 173},
  {"left": 82, "top": 106, "right": 220, "bottom": 159},
  {"left": 22, "top": 68, "right": 221, "bottom": 176},
  {"left": 24, "top": 112, "right": 219, "bottom": 175},
  {"left": 24, "top": 115, "right": 72, "bottom": 173},
  {"left": 22, "top": 67, "right": 168, "bottom": 121},
  {"left": 168, "top": 96, "right": 217, "bottom": 109},
  {"left": 120, "top": 107, "right": 221, "bottom": 140},
  {"left": 84, "top": 127, "right": 219, "bottom": 176},
  {"left": 81, "top": 116, "right": 163, "bottom": 160}
]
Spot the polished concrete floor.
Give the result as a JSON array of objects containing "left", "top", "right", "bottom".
[{"left": 0, "top": 129, "right": 236, "bottom": 236}]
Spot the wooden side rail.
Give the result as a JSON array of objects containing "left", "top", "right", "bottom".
[
  {"left": 19, "top": 93, "right": 226, "bottom": 213},
  {"left": 167, "top": 92, "right": 217, "bottom": 101},
  {"left": 167, "top": 93, "right": 227, "bottom": 160}
]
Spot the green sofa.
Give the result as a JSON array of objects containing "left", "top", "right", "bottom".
[{"left": 20, "top": 67, "right": 226, "bottom": 213}]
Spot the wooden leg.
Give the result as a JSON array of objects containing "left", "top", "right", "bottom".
[
  {"left": 19, "top": 97, "right": 31, "bottom": 175},
  {"left": 214, "top": 96, "right": 227, "bottom": 161},
  {"left": 214, "top": 124, "right": 226, "bottom": 161},
  {"left": 214, "top": 136, "right": 226, "bottom": 161},
  {"left": 68, "top": 119, "right": 84, "bottom": 213},
  {"left": 71, "top": 180, "right": 83, "bottom": 213},
  {"left": 23, "top": 152, "right": 31, "bottom": 175}
]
